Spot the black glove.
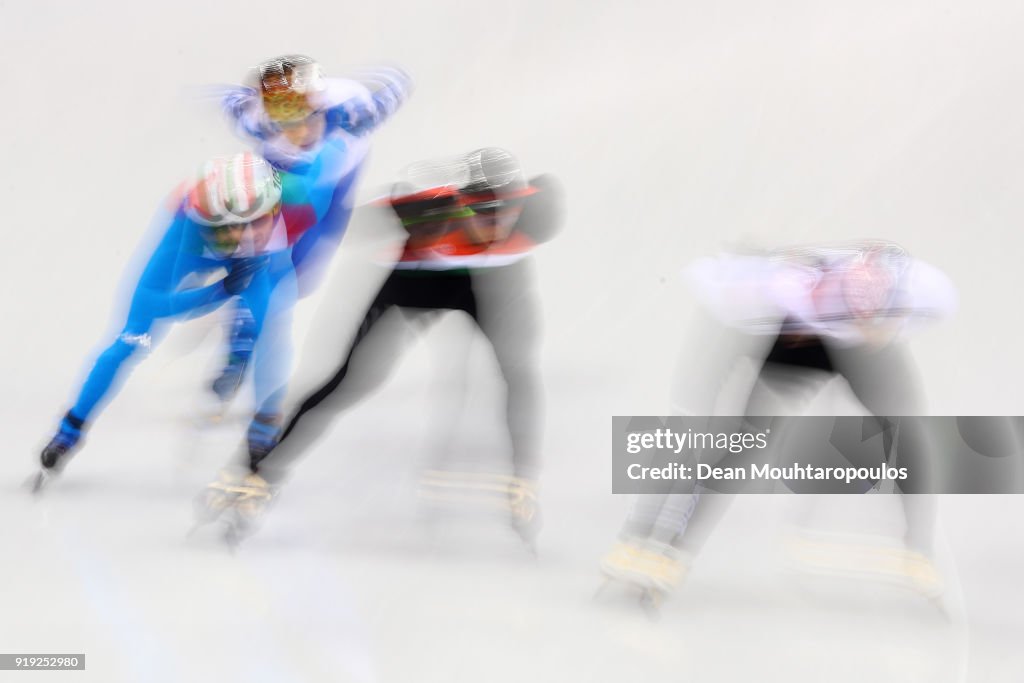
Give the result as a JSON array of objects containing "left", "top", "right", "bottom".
[{"left": 223, "top": 256, "right": 269, "bottom": 295}]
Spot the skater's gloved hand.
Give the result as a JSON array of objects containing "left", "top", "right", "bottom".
[
  {"left": 327, "top": 66, "right": 412, "bottom": 136},
  {"left": 515, "top": 174, "right": 565, "bottom": 244},
  {"left": 223, "top": 256, "right": 269, "bottom": 294}
]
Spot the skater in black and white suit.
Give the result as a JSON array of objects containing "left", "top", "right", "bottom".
[
  {"left": 601, "top": 241, "right": 958, "bottom": 602},
  {"left": 199, "top": 148, "right": 564, "bottom": 546}
]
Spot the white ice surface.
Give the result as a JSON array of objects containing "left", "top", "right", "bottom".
[{"left": 4, "top": 0, "right": 1024, "bottom": 680}]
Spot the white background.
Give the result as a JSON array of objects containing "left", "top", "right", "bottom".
[{"left": 2, "top": 1, "right": 1024, "bottom": 681}]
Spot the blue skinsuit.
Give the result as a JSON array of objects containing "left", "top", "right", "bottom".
[
  {"left": 214, "top": 71, "right": 411, "bottom": 402},
  {"left": 63, "top": 209, "right": 297, "bottom": 436}
]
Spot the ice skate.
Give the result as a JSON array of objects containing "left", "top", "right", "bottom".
[
  {"left": 186, "top": 354, "right": 254, "bottom": 431},
  {"left": 507, "top": 477, "right": 541, "bottom": 554},
  {"left": 192, "top": 468, "right": 275, "bottom": 546},
  {"left": 210, "top": 353, "right": 249, "bottom": 408},
  {"left": 785, "top": 530, "right": 945, "bottom": 605},
  {"left": 597, "top": 538, "right": 689, "bottom": 614},
  {"left": 417, "top": 469, "right": 512, "bottom": 505},
  {"left": 29, "top": 429, "right": 81, "bottom": 494},
  {"left": 28, "top": 467, "right": 59, "bottom": 495},
  {"left": 898, "top": 549, "right": 944, "bottom": 600},
  {"left": 416, "top": 470, "right": 543, "bottom": 554},
  {"left": 186, "top": 391, "right": 233, "bottom": 431}
]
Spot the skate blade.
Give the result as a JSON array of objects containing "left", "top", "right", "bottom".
[
  {"left": 221, "top": 509, "right": 261, "bottom": 551},
  {"left": 639, "top": 589, "right": 665, "bottom": 620},
  {"left": 594, "top": 575, "right": 667, "bottom": 619},
  {"left": 786, "top": 536, "right": 945, "bottom": 601},
  {"left": 223, "top": 525, "right": 243, "bottom": 552},
  {"left": 186, "top": 509, "right": 255, "bottom": 552},
  {"left": 593, "top": 577, "right": 621, "bottom": 600},
  {"left": 188, "top": 487, "right": 240, "bottom": 541},
  {"left": 516, "top": 532, "right": 539, "bottom": 559},
  {"left": 26, "top": 470, "right": 55, "bottom": 495}
]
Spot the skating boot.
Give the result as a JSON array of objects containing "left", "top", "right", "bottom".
[
  {"left": 193, "top": 468, "right": 275, "bottom": 547},
  {"left": 598, "top": 537, "right": 689, "bottom": 613},
  {"left": 188, "top": 391, "right": 232, "bottom": 429},
  {"left": 508, "top": 477, "right": 541, "bottom": 554},
  {"left": 600, "top": 538, "right": 643, "bottom": 580},
  {"left": 416, "top": 470, "right": 542, "bottom": 554},
  {"left": 212, "top": 302, "right": 256, "bottom": 406},
  {"left": 211, "top": 353, "right": 249, "bottom": 406},
  {"left": 785, "top": 530, "right": 945, "bottom": 605},
  {"left": 30, "top": 415, "right": 84, "bottom": 493},
  {"left": 899, "top": 549, "right": 944, "bottom": 600}
]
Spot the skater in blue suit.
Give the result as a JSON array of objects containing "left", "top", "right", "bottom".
[
  {"left": 205, "top": 55, "right": 411, "bottom": 454},
  {"left": 34, "top": 153, "right": 298, "bottom": 489}
]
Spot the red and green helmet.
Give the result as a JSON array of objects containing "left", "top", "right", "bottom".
[{"left": 185, "top": 152, "right": 282, "bottom": 227}]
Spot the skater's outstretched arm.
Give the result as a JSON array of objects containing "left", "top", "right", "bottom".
[
  {"left": 135, "top": 212, "right": 245, "bottom": 318},
  {"left": 219, "top": 67, "right": 412, "bottom": 145}
]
